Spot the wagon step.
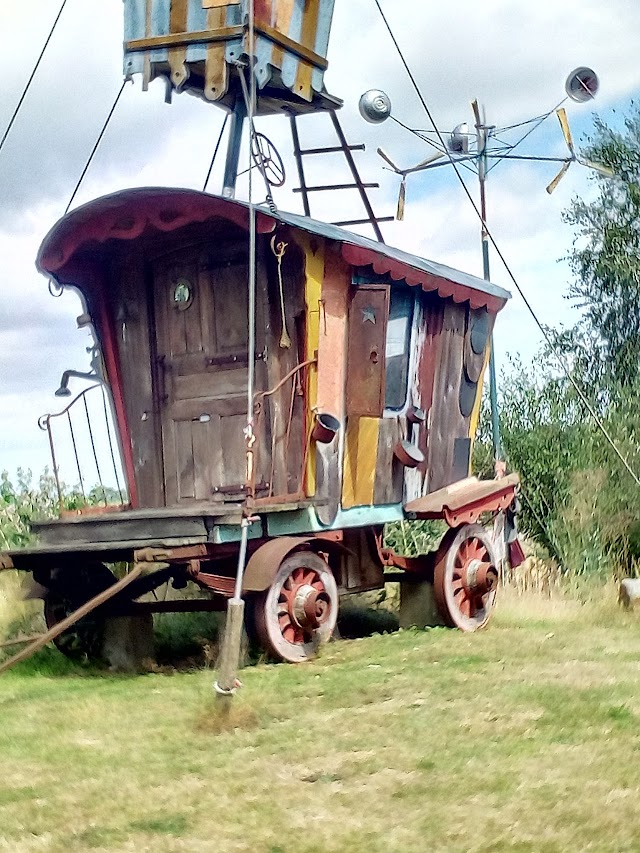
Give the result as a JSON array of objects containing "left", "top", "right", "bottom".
[{"left": 404, "top": 474, "right": 519, "bottom": 527}]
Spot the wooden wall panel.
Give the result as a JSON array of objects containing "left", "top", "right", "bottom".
[
  {"left": 373, "top": 418, "right": 404, "bottom": 505},
  {"left": 109, "top": 245, "right": 165, "bottom": 507},
  {"left": 342, "top": 416, "right": 380, "bottom": 508},
  {"left": 426, "top": 301, "right": 468, "bottom": 492},
  {"left": 314, "top": 246, "right": 350, "bottom": 523},
  {"left": 300, "top": 234, "right": 324, "bottom": 495},
  {"left": 261, "top": 236, "right": 306, "bottom": 498},
  {"left": 345, "top": 286, "right": 389, "bottom": 418}
]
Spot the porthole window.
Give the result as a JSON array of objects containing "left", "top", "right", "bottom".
[{"left": 173, "top": 278, "right": 193, "bottom": 311}]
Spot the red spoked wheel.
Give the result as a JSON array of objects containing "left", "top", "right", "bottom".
[
  {"left": 252, "top": 551, "right": 338, "bottom": 663},
  {"left": 433, "top": 523, "right": 498, "bottom": 632}
]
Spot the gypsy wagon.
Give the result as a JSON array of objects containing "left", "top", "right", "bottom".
[
  {"left": 0, "top": 0, "right": 522, "bottom": 668},
  {"left": 0, "top": 187, "right": 519, "bottom": 664}
]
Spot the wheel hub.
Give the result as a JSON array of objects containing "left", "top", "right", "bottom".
[
  {"left": 291, "top": 583, "right": 330, "bottom": 630},
  {"left": 462, "top": 558, "right": 498, "bottom": 596}
]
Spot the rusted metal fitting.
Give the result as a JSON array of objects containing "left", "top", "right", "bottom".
[
  {"left": 393, "top": 440, "right": 424, "bottom": 468},
  {"left": 133, "top": 547, "right": 172, "bottom": 563},
  {"left": 463, "top": 558, "right": 498, "bottom": 596}
]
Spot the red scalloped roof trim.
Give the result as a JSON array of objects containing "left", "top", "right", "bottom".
[
  {"left": 38, "top": 191, "right": 276, "bottom": 275},
  {"left": 340, "top": 243, "right": 503, "bottom": 312}
]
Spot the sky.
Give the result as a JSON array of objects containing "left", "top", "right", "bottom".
[{"left": 0, "top": 0, "right": 639, "bottom": 483}]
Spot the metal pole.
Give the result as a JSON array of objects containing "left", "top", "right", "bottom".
[
  {"left": 473, "top": 102, "right": 503, "bottom": 463},
  {"left": 215, "top": 3, "right": 257, "bottom": 707},
  {"left": 222, "top": 98, "right": 247, "bottom": 198}
]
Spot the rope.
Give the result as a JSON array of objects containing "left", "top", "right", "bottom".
[
  {"left": 0, "top": 0, "right": 68, "bottom": 157},
  {"left": 83, "top": 395, "right": 106, "bottom": 505},
  {"left": 372, "top": 0, "right": 640, "bottom": 489},
  {"left": 67, "top": 410, "right": 87, "bottom": 502},
  {"left": 270, "top": 235, "right": 291, "bottom": 348},
  {"left": 101, "top": 385, "right": 125, "bottom": 505}
]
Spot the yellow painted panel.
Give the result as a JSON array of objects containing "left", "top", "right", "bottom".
[
  {"left": 342, "top": 417, "right": 380, "bottom": 508},
  {"left": 301, "top": 235, "right": 324, "bottom": 494}
]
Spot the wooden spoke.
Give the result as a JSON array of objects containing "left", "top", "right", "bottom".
[{"left": 249, "top": 551, "right": 338, "bottom": 663}]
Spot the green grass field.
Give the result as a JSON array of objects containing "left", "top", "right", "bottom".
[{"left": 1, "top": 589, "right": 640, "bottom": 852}]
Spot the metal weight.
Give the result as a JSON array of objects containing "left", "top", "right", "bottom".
[{"left": 359, "top": 89, "right": 392, "bottom": 124}]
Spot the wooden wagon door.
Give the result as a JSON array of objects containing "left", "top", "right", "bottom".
[{"left": 153, "top": 244, "right": 267, "bottom": 505}]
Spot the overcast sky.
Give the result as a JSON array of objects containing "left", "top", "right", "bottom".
[{"left": 1, "top": 0, "right": 639, "bottom": 482}]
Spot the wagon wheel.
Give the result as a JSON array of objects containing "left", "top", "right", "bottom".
[
  {"left": 251, "top": 132, "right": 286, "bottom": 187},
  {"left": 250, "top": 551, "right": 338, "bottom": 663},
  {"left": 43, "top": 563, "right": 117, "bottom": 661},
  {"left": 433, "top": 523, "right": 498, "bottom": 632}
]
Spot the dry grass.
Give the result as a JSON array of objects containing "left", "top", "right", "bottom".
[{"left": 2, "top": 588, "right": 640, "bottom": 852}]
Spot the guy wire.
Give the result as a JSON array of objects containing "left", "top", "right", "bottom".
[
  {"left": 49, "top": 79, "right": 128, "bottom": 297},
  {"left": 0, "top": 0, "right": 68, "bottom": 157}
]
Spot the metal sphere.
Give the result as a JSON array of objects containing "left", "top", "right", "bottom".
[
  {"left": 359, "top": 89, "right": 392, "bottom": 124},
  {"left": 565, "top": 67, "right": 599, "bottom": 103}
]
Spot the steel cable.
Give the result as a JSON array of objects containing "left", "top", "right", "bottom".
[{"left": 0, "top": 0, "right": 69, "bottom": 157}]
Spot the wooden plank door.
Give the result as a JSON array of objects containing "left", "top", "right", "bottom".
[
  {"left": 346, "top": 285, "right": 389, "bottom": 417},
  {"left": 154, "top": 245, "right": 266, "bottom": 505}
]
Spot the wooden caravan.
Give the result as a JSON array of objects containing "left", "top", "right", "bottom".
[{"left": 2, "top": 187, "right": 520, "bottom": 665}]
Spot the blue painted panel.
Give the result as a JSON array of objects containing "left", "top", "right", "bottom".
[
  {"left": 124, "top": 0, "right": 335, "bottom": 103},
  {"left": 211, "top": 521, "right": 263, "bottom": 545},
  {"left": 265, "top": 504, "right": 405, "bottom": 537}
]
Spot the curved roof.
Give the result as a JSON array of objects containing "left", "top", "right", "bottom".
[{"left": 37, "top": 187, "right": 511, "bottom": 312}]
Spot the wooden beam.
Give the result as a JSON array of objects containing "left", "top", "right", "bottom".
[{"left": 124, "top": 26, "right": 243, "bottom": 52}]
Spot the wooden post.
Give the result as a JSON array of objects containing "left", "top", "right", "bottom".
[
  {"left": 215, "top": 597, "right": 245, "bottom": 710},
  {"left": 493, "top": 511, "right": 508, "bottom": 584},
  {"left": 0, "top": 565, "right": 144, "bottom": 675}
]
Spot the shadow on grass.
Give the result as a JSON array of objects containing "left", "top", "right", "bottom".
[
  {"left": 3, "top": 603, "right": 401, "bottom": 678},
  {"left": 337, "top": 603, "right": 399, "bottom": 639}
]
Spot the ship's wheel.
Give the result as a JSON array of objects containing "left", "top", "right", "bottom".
[{"left": 251, "top": 132, "right": 286, "bottom": 187}]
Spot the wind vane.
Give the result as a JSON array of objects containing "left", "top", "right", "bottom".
[{"left": 359, "top": 67, "right": 614, "bottom": 219}]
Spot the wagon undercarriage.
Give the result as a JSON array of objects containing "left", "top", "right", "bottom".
[{"left": 0, "top": 475, "right": 519, "bottom": 670}]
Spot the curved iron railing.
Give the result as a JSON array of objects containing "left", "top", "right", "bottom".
[{"left": 38, "top": 384, "right": 126, "bottom": 511}]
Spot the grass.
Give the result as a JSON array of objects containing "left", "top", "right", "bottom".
[{"left": 1, "top": 587, "right": 640, "bottom": 851}]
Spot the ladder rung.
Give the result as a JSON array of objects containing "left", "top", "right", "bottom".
[
  {"left": 293, "top": 182, "right": 379, "bottom": 194},
  {"left": 299, "top": 144, "right": 365, "bottom": 155},
  {"left": 331, "top": 216, "right": 396, "bottom": 227}
]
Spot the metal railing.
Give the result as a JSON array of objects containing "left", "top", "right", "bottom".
[{"left": 38, "top": 383, "right": 127, "bottom": 512}]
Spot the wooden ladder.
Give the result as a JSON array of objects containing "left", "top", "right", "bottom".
[{"left": 289, "top": 111, "right": 393, "bottom": 243}]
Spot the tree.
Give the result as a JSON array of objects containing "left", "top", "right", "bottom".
[{"left": 563, "top": 103, "right": 640, "bottom": 390}]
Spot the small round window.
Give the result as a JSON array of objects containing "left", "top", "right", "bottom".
[{"left": 173, "top": 278, "right": 193, "bottom": 311}]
